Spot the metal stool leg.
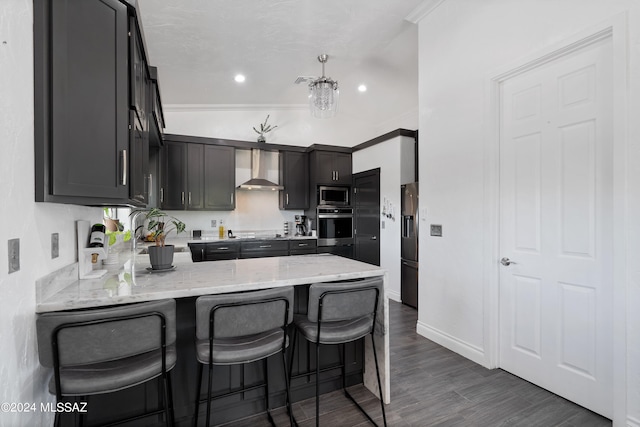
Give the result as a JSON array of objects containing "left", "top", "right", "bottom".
[
  {"left": 193, "top": 363, "right": 203, "bottom": 427},
  {"left": 371, "top": 333, "right": 387, "bottom": 427},
  {"left": 315, "top": 342, "right": 320, "bottom": 427},
  {"left": 206, "top": 362, "right": 214, "bottom": 427}
]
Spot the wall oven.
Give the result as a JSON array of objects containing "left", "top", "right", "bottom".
[
  {"left": 318, "top": 186, "right": 350, "bottom": 206},
  {"left": 317, "top": 207, "right": 354, "bottom": 246}
]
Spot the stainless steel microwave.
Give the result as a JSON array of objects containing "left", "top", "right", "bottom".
[{"left": 318, "top": 186, "right": 350, "bottom": 206}]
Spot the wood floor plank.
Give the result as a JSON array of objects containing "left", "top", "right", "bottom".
[{"left": 219, "top": 300, "right": 611, "bottom": 427}]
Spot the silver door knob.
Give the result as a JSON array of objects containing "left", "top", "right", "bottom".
[{"left": 500, "top": 257, "right": 516, "bottom": 266}]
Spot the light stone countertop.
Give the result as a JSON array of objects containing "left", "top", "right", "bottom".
[
  {"left": 35, "top": 252, "right": 390, "bottom": 403},
  {"left": 36, "top": 253, "right": 385, "bottom": 314}
]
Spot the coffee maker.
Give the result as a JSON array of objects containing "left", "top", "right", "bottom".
[{"left": 295, "top": 215, "right": 307, "bottom": 236}]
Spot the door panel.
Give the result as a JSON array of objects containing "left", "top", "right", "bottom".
[
  {"left": 499, "top": 36, "right": 613, "bottom": 417},
  {"left": 354, "top": 169, "right": 380, "bottom": 266}
]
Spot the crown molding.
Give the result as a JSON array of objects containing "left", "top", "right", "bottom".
[
  {"left": 404, "top": 0, "right": 448, "bottom": 24},
  {"left": 163, "top": 104, "right": 308, "bottom": 113}
]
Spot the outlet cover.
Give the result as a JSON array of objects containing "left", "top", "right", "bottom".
[
  {"left": 51, "top": 233, "right": 59, "bottom": 259},
  {"left": 211, "top": 219, "right": 217, "bottom": 228},
  {"left": 8, "top": 238, "right": 19, "bottom": 273},
  {"left": 430, "top": 224, "right": 443, "bottom": 237}
]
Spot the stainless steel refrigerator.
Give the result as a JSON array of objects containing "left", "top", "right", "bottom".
[{"left": 401, "top": 182, "right": 419, "bottom": 309}]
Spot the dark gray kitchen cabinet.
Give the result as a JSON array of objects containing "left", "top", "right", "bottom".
[
  {"left": 310, "top": 150, "right": 352, "bottom": 186},
  {"left": 148, "top": 66, "right": 165, "bottom": 148},
  {"left": 161, "top": 140, "right": 235, "bottom": 211},
  {"left": 186, "top": 144, "right": 204, "bottom": 209},
  {"left": 34, "top": 0, "right": 161, "bottom": 206},
  {"left": 279, "top": 151, "right": 308, "bottom": 210},
  {"left": 129, "top": 16, "right": 147, "bottom": 132},
  {"left": 161, "top": 141, "right": 187, "bottom": 210},
  {"left": 188, "top": 242, "right": 240, "bottom": 261},
  {"left": 289, "top": 239, "right": 317, "bottom": 255},
  {"left": 35, "top": 0, "right": 130, "bottom": 203},
  {"left": 204, "top": 145, "right": 236, "bottom": 210},
  {"left": 129, "top": 110, "right": 148, "bottom": 204},
  {"left": 240, "top": 240, "right": 289, "bottom": 259}
]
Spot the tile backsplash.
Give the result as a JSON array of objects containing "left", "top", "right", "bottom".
[{"left": 164, "top": 190, "right": 302, "bottom": 236}]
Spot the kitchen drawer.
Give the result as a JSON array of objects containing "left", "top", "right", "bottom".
[
  {"left": 240, "top": 240, "right": 289, "bottom": 253},
  {"left": 289, "top": 239, "right": 317, "bottom": 251},
  {"left": 188, "top": 242, "right": 239, "bottom": 262},
  {"left": 205, "top": 242, "right": 239, "bottom": 261}
]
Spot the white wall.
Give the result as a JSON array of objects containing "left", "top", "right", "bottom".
[
  {"left": 163, "top": 106, "right": 418, "bottom": 149},
  {"left": 415, "top": 0, "right": 640, "bottom": 425},
  {"left": 0, "top": 2, "right": 103, "bottom": 425},
  {"left": 353, "top": 136, "right": 415, "bottom": 302}
]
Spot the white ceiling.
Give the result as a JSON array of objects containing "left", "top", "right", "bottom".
[{"left": 136, "top": 0, "right": 422, "bottom": 125}]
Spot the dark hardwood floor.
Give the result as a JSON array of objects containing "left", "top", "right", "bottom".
[{"left": 222, "top": 301, "right": 612, "bottom": 427}]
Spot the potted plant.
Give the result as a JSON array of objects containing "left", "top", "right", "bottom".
[
  {"left": 252, "top": 114, "right": 278, "bottom": 143},
  {"left": 144, "top": 208, "right": 186, "bottom": 270}
]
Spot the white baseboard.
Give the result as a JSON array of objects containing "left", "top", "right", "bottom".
[
  {"left": 386, "top": 290, "right": 401, "bottom": 302},
  {"left": 416, "top": 320, "right": 488, "bottom": 367}
]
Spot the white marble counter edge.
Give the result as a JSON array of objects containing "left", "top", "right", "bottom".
[{"left": 36, "top": 254, "right": 386, "bottom": 313}]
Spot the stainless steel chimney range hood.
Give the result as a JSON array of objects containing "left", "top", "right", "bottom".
[{"left": 237, "top": 148, "right": 284, "bottom": 191}]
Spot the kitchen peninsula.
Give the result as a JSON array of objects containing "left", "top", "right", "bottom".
[{"left": 35, "top": 253, "right": 389, "bottom": 425}]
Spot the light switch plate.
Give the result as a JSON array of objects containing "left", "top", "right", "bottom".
[
  {"left": 430, "top": 224, "right": 443, "bottom": 237},
  {"left": 8, "top": 238, "right": 19, "bottom": 273},
  {"left": 51, "top": 233, "right": 59, "bottom": 259}
]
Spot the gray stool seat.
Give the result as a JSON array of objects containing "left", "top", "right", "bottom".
[
  {"left": 195, "top": 329, "right": 285, "bottom": 365},
  {"left": 194, "top": 287, "right": 295, "bottom": 426},
  {"left": 293, "top": 314, "right": 373, "bottom": 344},
  {"left": 49, "top": 346, "right": 177, "bottom": 395},
  {"left": 289, "top": 277, "right": 387, "bottom": 427},
  {"left": 36, "top": 299, "right": 177, "bottom": 427}
]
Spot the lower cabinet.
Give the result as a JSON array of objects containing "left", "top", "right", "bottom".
[
  {"left": 289, "top": 239, "right": 318, "bottom": 255},
  {"left": 240, "top": 240, "right": 289, "bottom": 259},
  {"left": 189, "top": 239, "right": 317, "bottom": 262},
  {"left": 188, "top": 242, "right": 239, "bottom": 261}
]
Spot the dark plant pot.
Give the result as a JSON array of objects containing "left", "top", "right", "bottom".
[{"left": 148, "top": 245, "right": 174, "bottom": 270}]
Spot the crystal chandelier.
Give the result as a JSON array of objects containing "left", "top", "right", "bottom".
[{"left": 308, "top": 55, "right": 339, "bottom": 118}]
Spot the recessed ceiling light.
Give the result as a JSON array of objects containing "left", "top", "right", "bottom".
[
  {"left": 234, "top": 74, "right": 246, "bottom": 83},
  {"left": 358, "top": 84, "right": 367, "bottom": 92}
]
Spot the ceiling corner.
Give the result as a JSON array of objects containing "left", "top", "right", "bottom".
[{"left": 404, "top": 0, "right": 448, "bottom": 24}]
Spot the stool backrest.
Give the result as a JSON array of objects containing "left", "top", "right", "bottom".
[
  {"left": 307, "top": 277, "right": 382, "bottom": 324},
  {"left": 196, "top": 287, "right": 294, "bottom": 340},
  {"left": 36, "top": 299, "right": 176, "bottom": 368}
]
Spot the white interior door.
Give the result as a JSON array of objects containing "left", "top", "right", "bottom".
[{"left": 499, "top": 36, "right": 613, "bottom": 418}]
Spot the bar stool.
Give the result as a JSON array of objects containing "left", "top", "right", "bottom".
[
  {"left": 289, "top": 277, "right": 386, "bottom": 427},
  {"left": 36, "top": 299, "right": 177, "bottom": 427},
  {"left": 194, "top": 287, "right": 295, "bottom": 427}
]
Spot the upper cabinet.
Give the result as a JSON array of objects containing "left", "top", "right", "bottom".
[
  {"left": 161, "top": 138, "right": 236, "bottom": 211},
  {"left": 34, "top": 0, "right": 160, "bottom": 206},
  {"left": 309, "top": 150, "right": 352, "bottom": 186},
  {"left": 279, "top": 151, "right": 309, "bottom": 210}
]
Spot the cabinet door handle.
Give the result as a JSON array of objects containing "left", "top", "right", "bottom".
[
  {"left": 218, "top": 247, "right": 229, "bottom": 251},
  {"left": 160, "top": 187, "right": 164, "bottom": 203},
  {"left": 231, "top": 193, "right": 234, "bottom": 205},
  {"left": 121, "top": 149, "right": 127, "bottom": 185},
  {"left": 188, "top": 192, "right": 192, "bottom": 205},
  {"left": 336, "top": 170, "right": 339, "bottom": 181},
  {"left": 286, "top": 193, "right": 289, "bottom": 205},
  {"left": 181, "top": 191, "right": 185, "bottom": 205},
  {"left": 298, "top": 243, "right": 308, "bottom": 247},
  {"left": 200, "top": 248, "right": 204, "bottom": 260},
  {"left": 259, "top": 245, "right": 272, "bottom": 248}
]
